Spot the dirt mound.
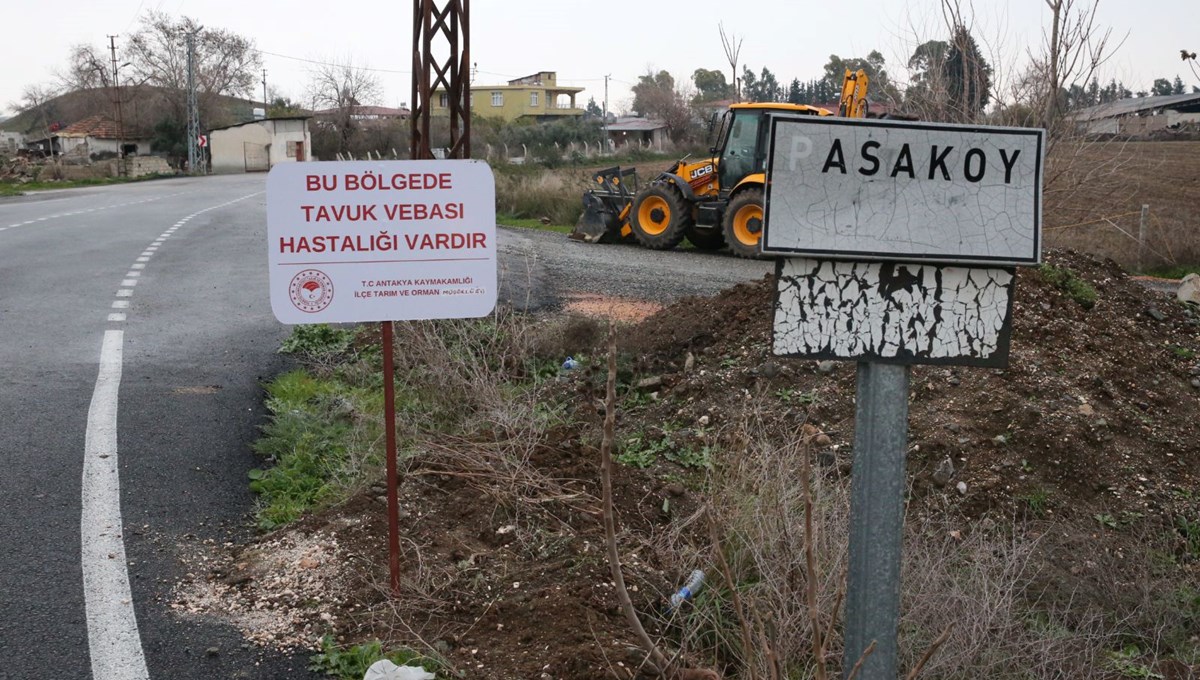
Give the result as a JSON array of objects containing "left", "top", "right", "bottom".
[{"left": 619, "top": 249, "right": 1200, "bottom": 526}]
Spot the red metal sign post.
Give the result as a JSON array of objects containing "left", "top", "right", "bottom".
[{"left": 380, "top": 0, "right": 473, "bottom": 597}]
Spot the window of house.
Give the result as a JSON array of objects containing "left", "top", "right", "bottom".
[
  {"left": 439, "top": 93, "right": 448, "bottom": 108},
  {"left": 530, "top": 92, "right": 539, "bottom": 107},
  {"left": 491, "top": 92, "right": 503, "bottom": 107}
]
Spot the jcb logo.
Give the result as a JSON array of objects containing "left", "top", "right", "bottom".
[{"left": 689, "top": 164, "right": 714, "bottom": 180}]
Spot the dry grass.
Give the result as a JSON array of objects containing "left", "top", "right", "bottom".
[
  {"left": 494, "top": 169, "right": 587, "bottom": 226},
  {"left": 650, "top": 417, "right": 1121, "bottom": 679}
]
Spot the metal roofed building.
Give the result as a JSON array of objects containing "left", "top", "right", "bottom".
[
  {"left": 1069, "top": 92, "right": 1200, "bottom": 135},
  {"left": 606, "top": 117, "right": 667, "bottom": 149}
]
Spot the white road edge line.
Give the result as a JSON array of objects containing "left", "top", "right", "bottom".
[
  {"left": 82, "top": 330, "right": 150, "bottom": 680},
  {"left": 78, "top": 189, "right": 264, "bottom": 678}
]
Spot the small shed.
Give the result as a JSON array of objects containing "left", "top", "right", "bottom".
[
  {"left": 606, "top": 117, "right": 668, "bottom": 149},
  {"left": 209, "top": 116, "right": 311, "bottom": 173}
]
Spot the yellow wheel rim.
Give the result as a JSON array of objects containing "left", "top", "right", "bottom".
[
  {"left": 637, "top": 196, "right": 671, "bottom": 236},
  {"left": 732, "top": 203, "right": 763, "bottom": 246}
]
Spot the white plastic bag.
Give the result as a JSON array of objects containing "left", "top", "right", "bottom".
[{"left": 363, "top": 659, "right": 436, "bottom": 680}]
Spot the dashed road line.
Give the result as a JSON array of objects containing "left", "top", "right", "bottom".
[{"left": 0, "top": 191, "right": 190, "bottom": 234}]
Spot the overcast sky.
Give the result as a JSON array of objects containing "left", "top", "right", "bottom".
[{"left": 2, "top": 0, "right": 1197, "bottom": 118}]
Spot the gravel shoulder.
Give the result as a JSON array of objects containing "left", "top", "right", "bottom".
[{"left": 497, "top": 226, "right": 774, "bottom": 311}]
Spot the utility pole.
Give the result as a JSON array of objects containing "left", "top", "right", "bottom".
[
  {"left": 603, "top": 74, "right": 609, "bottom": 154},
  {"left": 108, "top": 35, "right": 126, "bottom": 175},
  {"left": 185, "top": 28, "right": 202, "bottom": 174},
  {"left": 262, "top": 68, "right": 268, "bottom": 111}
]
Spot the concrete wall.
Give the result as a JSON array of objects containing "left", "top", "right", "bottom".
[
  {"left": 0, "top": 131, "right": 23, "bottom": 154},
  {"left": 58, "top": 137, "right": 151, "bottom": 161},
  {"left": 211, "top": 119, "right": 310, "bottom": 173},
  {"left": 1120, "top": 115, "right": 1171, "bottom": 135},
  {"left": 266, "top": 118, "right": 310, "bottom": 167},
  {"left": 1167, "top": 110, "right": 1200, "bottom": 126}
]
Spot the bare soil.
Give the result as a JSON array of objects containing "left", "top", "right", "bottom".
[
  {"left": 174, "top": 249, "right": 1200, "bottom": 679},
  {"left": 1045, "top": 140, "right": 1200, "bottom": 268}
]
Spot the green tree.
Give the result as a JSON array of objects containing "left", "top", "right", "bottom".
[
  {"left": 739, "top": 67, "right": 756, "bottom": 102},
  {"left": 1172, "top": 75, "right": 1186, "bottom": 95},
  {"left": 943, "top": 25, "right": 992, "bottom": 119},
  {"left": 632, "top": 70, "right": 675, "bottom": 116},
  {"left": 756, "top": 67, "right": 781, "bottom": 102},
  {"left": 740, "top": 66, "right": 781, "bottom": 102},
  {"left": 691, "top": 68, "right": 731, "bottom": 102},
  {"left": 1152, "top": 78, "right": 1174, "bottom": 96},
  {"left": 585, "top": 97, "right": 603, "bottom": 118},
  {"left": 821, "top": 50, "right": 899, "bottom": 104},
  {"left": 786, "top": 78, "right": 802, "bottom": 104},
  {"left": 630, "top": 69, "right": 695, "bottom": 142},
  {"left": 267, "top": 95, "right": 306, "bottom": 117}
]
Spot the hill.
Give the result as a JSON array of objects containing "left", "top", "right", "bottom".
[{"left": 0, "top": 86, "right": 263, "bottom": 138}]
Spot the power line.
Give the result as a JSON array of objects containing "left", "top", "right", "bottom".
[{"left": 251, "top": 48, "right": 412, "bottom": 75}]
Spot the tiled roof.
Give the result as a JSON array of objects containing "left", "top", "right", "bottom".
[{"left": 58, "top": 115, "right": 124, "bottom": 139}]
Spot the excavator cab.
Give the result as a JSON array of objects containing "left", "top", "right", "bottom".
[{"left": 717, "top": 109, "right": 763, "bottom": 194}]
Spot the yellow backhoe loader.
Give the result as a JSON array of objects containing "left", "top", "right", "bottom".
[{"left": 573, "top": 69, "right": 870, "bottom": 258}]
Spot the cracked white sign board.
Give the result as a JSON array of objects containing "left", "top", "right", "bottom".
[
  {"left": 773, "top": 259, "right": 1015, "bottom": 366},
  {"left": 762, "top": 116, "right": 1044, "bottom": 265}
]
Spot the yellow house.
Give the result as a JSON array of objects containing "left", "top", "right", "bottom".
[{"left": 435, "top": 71, "right": 584, "bottom": 122}]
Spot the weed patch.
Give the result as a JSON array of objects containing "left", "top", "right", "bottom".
[
  {"left": 1037, "top": 264, "right": 1098, "bottom": 309},
  {"left": 279, "top": 324, "right": 359, "bottom": 358},
  {"left": 309, "top": 636, "right": 437, "bottom": 679}
]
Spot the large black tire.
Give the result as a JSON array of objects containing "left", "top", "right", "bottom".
[
  {"left": 630, "top": 184, "right": 692, "bottom": 250},
  {"left": 722, "top": 187, "right": 766, "bottom": 259},
  {"left": 684, "top": 225, "right": 726, "bottom": 250}
]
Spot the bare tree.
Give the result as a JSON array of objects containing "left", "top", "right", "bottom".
[
  {"left": 8, "top": 85, "right": 62, "bottom": 154},
  {"left": 719, "top": 22, "right": 743, "bottom": 102},
  {"left": 124, "top": 11, "right": 261, "bottom": 126},
  {"left": 1038, "top": 0, "right": 1120, "bottom": 127},
  {"left": 305, "top": 57, "right": 384, "bottom": 155},
  {"left": 59, "top": 44, "right": 112, "bottom": 92}
]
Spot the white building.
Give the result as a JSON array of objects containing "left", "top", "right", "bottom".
[
  {"left": 209, "top": 117, "right": 311, "bottom": 173},
  {"left": 56, "top": 115, "right": 152, "bottom": 159},
  {"left": 0, "top": 130, "right": 23, "bottom": 154}
]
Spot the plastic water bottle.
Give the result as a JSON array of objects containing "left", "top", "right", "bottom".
[
  {"left": 562, "top": 356, "right": 579, "bottom": 371},
  {"left": 668, "top": 569, "right": 705, "bottom": 611}
]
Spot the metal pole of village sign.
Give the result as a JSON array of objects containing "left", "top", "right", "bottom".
[
  {"left": 843, "top": 362, "right": 910, "bottom": 678},
  {"left": 376, "top": 0, "right": 472, "bottom": 597}
]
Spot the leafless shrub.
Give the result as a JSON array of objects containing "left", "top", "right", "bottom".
[{"left": 388, "top": 312, "right": 593, "bottom": 522}]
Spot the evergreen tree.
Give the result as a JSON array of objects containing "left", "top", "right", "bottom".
[
  {"left": 944, "top": 25, "right": 992, "bottom": 118},
  {"left": 787, "top": 78, "right": 802, "bottom": 105}
]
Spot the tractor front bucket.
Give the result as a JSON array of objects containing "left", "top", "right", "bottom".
[
  {"left": 572, "top": 191, "right": 620, "bottom": 242},
  {"left": 569, "top": 166, "right": 638, "bottom": 244}
]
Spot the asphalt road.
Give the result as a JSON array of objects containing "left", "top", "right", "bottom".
[
  {"left": 0, "top": 175, "right": 313, "bottom": 679},
  {"left": 0, "top": 173, "right": 772, "bottom": 679}
]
